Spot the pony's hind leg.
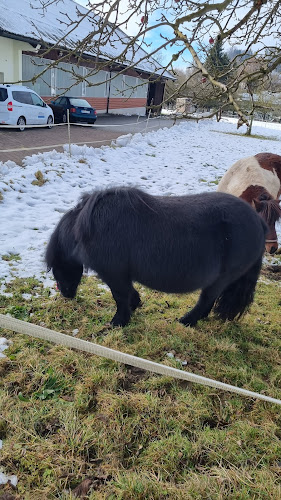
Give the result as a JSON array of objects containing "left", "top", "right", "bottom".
[
  {"left": 130, "top": 287, "right": 141, "bottom": 311},
  {"left": 179, "top": 278, "right": 228, "bottom": 327}
]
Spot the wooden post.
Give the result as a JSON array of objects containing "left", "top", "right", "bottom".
[{"left": 67, "top": 109, "right": 71, "bottom": 157}]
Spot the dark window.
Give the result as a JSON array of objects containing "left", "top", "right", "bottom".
[
  {"left": 31, "top": 93, "right": 44, "bottom": 107},
  {"left": 0, "top": 88, "right": 8, "bottom": 101},
  {"left": 12, "top": 91, "right": 33, "bottom": 105},
  {"left": 54, "top": 97, "right": 63, "bottom": 105},
  {"left": 60, "top": 97, "right": 68, "bottom": 106},
  {"left": 69, "top": 98, "right": 91, "bottom": 107}
]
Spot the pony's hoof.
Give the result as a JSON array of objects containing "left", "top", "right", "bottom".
[
  {"left": 111, "top": 315, "right": 130, "bottom": 327},
  {"left": 179, "top": 315, "right": 197, "bottom": 327}
]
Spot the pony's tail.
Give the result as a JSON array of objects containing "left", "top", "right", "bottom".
[{"left": 214, "top": 256, "right": 263, "bottom": 321}]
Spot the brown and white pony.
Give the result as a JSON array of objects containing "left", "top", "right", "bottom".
[{"left": 217, "top": 153, "right": 281, "bottom": 254}]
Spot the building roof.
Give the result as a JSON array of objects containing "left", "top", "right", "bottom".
[{"left": 0, "top": 0, "right": 174, "bottom": 79}]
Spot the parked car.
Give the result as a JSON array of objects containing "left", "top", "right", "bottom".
[
  {"left": 0, "top": 84, "right": 54, "bottom": 131},
  {"left": 49, "top": 97, "right": 97, "bottom": 124}
]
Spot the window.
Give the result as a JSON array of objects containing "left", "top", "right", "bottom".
[
  {"left": 12, "top": 91, "right": 33, "bottom": 104},
  {"left": 51, "top": 68, "right": 57, "bottom": 96},
  {"left": 69, "top": 98, "right": 91, "bottom": 107},
  {"left": 122, "top": 75, "right": 126, "bottom": 95},
  {"left": 104, "top": 72, "right": 109, "bottom": 97},
  {"left": 0, "top": 88, "right": 8, "bottom": 101},
  {"left": 82, "top": 67, "right": 87, "bottom": 96},
  {"left": 31, "top": 93, "right": 44, "bottom": 107}
]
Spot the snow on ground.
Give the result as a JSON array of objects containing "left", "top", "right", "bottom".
[
  {"left": 0, "top": 471, "right": 18, "bottom": 488},
  {"left": 0, "top": 337, "right": 11, "bottom": 358},
  {"left": 1, "top": 117, "right": 281, "bottom": 290}
]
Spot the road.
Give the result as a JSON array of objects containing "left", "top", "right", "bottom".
[{"left": 0, "top": 115, "right": 177, "bottom": 165}]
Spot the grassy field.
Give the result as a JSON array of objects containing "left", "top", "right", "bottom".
[{"left": 0, "top": 266, "right": 281, "bottom": 499}]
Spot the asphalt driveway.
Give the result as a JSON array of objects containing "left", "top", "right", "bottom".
[{"left": 0, "top": 115, "right": 176, "bottom": 165}]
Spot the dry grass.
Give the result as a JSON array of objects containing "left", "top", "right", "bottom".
[{"left": 31, "top": 171, "right": 48, "bottom": 187}]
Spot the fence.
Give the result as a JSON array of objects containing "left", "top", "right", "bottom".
[{"left": 0, "top": 313, "right": 280, "bottom": 406}]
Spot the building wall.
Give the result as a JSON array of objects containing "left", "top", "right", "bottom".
[
  {"left": 0, "top": 37, "right": 166, "bottom": 116},
  {"left": 0, "top": 36, "right": 36, "bottom": 84},
  {"left": 22, "top": 54, "right": 148, "bottom": 115}
]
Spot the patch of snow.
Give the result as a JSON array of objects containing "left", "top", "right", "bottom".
[
  {"left": 0, "top": 471, "right": 18, "bottom": 487},
  {"left": 113, "top": 134, "right": 133, "bottom": 147},
  {"left": 0, "top": 338, "right": 11, "bottom": 358}
]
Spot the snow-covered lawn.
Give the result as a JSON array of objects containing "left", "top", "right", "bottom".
[{"left": 1, "top": 117, "right": 281, "bottom": 290}]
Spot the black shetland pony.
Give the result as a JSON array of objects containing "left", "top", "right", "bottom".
[{"left": 46, "top": 187, "right": 267, "bottom": 327}]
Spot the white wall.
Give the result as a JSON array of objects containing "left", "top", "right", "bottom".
[{"left": 0, "top": 36, "right": 36, "bottom": 84}]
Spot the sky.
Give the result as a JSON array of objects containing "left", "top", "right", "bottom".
[
  {"left": 1, "top": 113, "right": 281, "bottom": 485},
  {"left": 75, "top": 0, "right": 281, "bottom": 71},
  {"left": 75, "top": 0, "right": 190, "bottom": 68}
]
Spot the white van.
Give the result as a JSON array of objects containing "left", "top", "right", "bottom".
[{"left": 0, "top": 85, "right": 54, "bottom": 131}]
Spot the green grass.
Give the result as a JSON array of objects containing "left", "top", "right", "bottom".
[
  {"left": 0, "top": 272, "right": 281, "bottom": 499},
  {"left": 1, "top": 253, "right": 21, "bottom": 262}
]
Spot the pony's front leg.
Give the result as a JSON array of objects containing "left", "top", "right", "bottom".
[{"left": 109, "top": 284, "right": 132, "bottom": 327}]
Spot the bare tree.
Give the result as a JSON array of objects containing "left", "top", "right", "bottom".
[{"left": 32, "top": 0, "right": 281, "bottom": 130}]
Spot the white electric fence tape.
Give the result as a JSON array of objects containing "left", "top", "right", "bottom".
[
  {"left": 0, "top": 115, "right": 162, "bottom": 129},
  {"left": 0, "top": 314, "right": 280, "bottom": 406}
]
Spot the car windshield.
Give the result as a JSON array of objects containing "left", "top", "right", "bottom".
[{"left": 69, "top": 98, "right": 91, "bottom": 108}]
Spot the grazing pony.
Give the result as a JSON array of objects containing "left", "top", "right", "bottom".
[
  {"left": 46, "top": 187, "right": 267, "bottom": 328},
  {"left": 217, "top": 152, "right": 281, "bottom": 254}
]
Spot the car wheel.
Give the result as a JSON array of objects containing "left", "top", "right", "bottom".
[
  {"left": 17, "top": 116, "right": 26, "bottom": 132},
  {"left": 47, "top": 115, "right": 54, "bottom": 128},
  {"left": 62, "top": 113, "right": 67, "bottom": 123}
]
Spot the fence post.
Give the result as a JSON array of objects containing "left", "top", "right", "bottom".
[
  {"left": 67, "top": 109, "right": 71, "bottom": 157},
  {"left": 145, "top": 109, "right": 151, "bottom": 133}
]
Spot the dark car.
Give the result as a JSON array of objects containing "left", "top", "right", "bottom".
[{"left": 49, "top": 97, "right": 97, "bottom": 124}]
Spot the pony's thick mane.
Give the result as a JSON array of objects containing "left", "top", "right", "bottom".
[
  {"left": 257, "top": 193, "right": 281, "bottom": 225},
  {"left": 74, "top": 187, "right": 159, "bottom": 242}
]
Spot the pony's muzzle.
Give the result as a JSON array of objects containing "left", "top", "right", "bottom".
[
  {"left": 56, "top": 282, "right": 76, "bottom": 299},
  {"left": 269, "top": 246, "right": 277, "bottom": 255},
  {"left": 265, "top": 240, "right": 278, "bottom": 254}
]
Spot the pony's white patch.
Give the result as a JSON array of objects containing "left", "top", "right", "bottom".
[{"left": 217, "top": 156, "right": 281, "bottom": 199}]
